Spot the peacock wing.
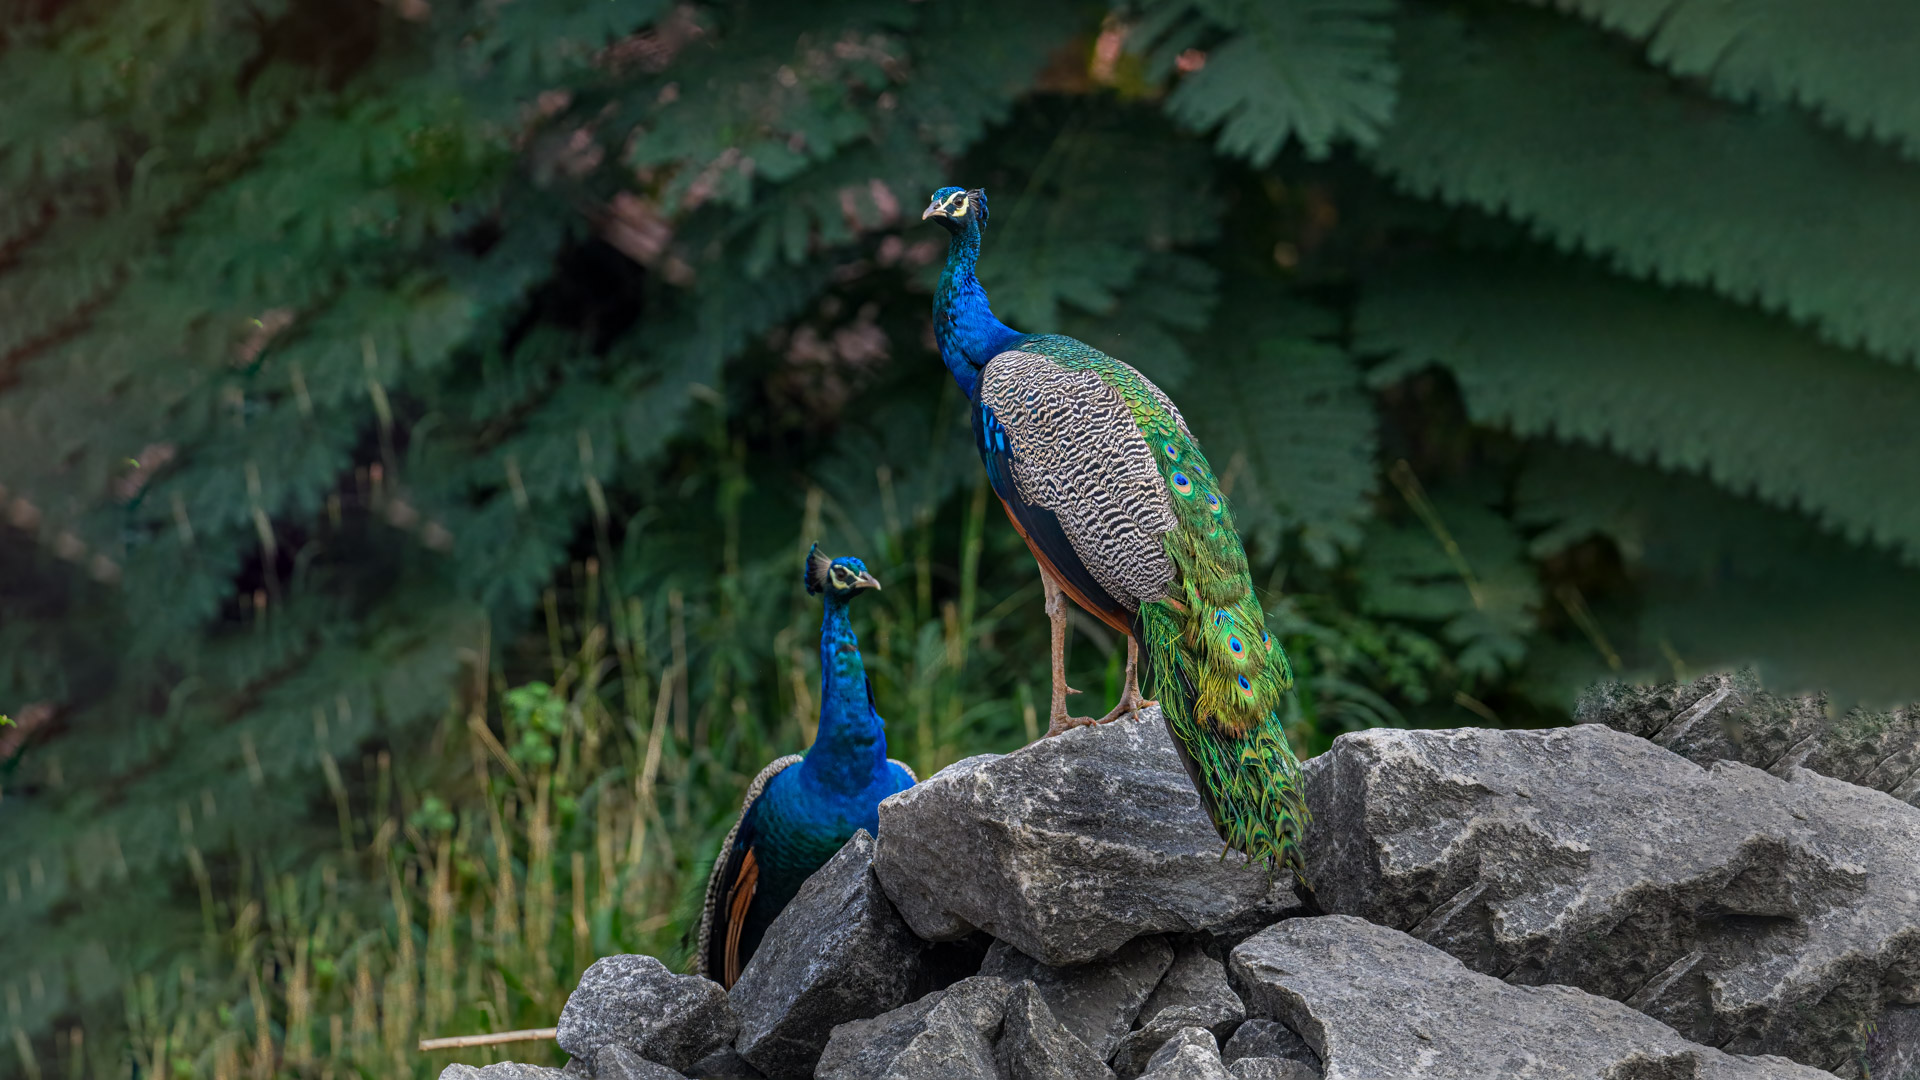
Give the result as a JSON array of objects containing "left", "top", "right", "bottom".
[
  {"left": 986, "top": 337, "right": 1309, "bottom": 876},
  {"left": 693, "top": 753, "right": 802, "bottom": 987},
  {"left": 975, "top": 338, "right": 1188, "bottom": 631}
]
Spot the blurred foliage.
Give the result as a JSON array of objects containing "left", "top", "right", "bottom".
[{"left": 3, "top": 0, "right": 1919, "bottom": 1074}]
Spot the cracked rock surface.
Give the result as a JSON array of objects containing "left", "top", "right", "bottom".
[
  {"left": 1223, "top": 1060, "right": 1315, "bottom": 1080},
  {"left": 979, "top": 936, "right": 1172, "bottom": 1059},
  {"left": 813, "top": 976, "right": 1009, "bottom": 1080},
  {"left": 556, "top": 954, "right": 737, "bottom": 1073},
  {"left": 1220, "top": 1020, "right": 1317, "bottom": 1069},
  {"left": 730, "top": 831, "right": 926, "bottom": 1079},
  {"left": 996, "top": 979, "right": 1115, "bottom": 1080},
  {"left": 1302, "top": 723, "right": 1920, "bottom": 1073},
  {"left": 441, "top": 1066, "right": 567, "bottom": 1080},
  {"left": 1230, "top": 916, "right": 1834, "bottom": 1079},
  {"left": 591, "top": 1045, "right": 683, "bottom": 1080},
  {"left": 873, "top": 711, "right": 1302, "bottom": 966},
  {"left": 1111, "top": 941, "right": 1245, "bottom": 1078},
  {"left": 1137, "top": 1027, "right": 1230, "bottom": 1080},
  {"left": 1580, "top": 669, "right": 1920, "bottom": 808}
]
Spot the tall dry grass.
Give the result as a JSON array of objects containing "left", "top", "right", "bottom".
[{"left": 24, "top": 476, "right": 1051, "bottom": 1080}]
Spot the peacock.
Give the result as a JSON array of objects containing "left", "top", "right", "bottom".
[
  {"left": 921, "top": 185, "right": 1309, "bottom": 880},
  {"left": 693, "top": 546, "right": 917, "bottom": 987}
]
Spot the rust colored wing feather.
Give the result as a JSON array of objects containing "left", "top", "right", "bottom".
[
  {"left": 693, "top": 755, "right": 800, "bottom": 984},
  {"left": 721, "top": 848, "right": 759, "bottom": 988}
]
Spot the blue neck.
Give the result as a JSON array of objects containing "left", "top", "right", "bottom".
[
  {"left": 933, "top": 224, "right": 1022, "bottom": 398},
  {"left": 801, "top": 595, "right": 890, "bottom": 794}
]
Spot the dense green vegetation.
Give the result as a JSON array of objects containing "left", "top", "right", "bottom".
[{"left": 3, "top": 0, "right": 1918, "bottom": 1075}]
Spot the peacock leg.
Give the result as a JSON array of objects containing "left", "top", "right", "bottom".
[
  {"left": 1042, "top": 565, "right": 1092, "bottom": 738},
  {"left": 1095, "top": 635, "right": 1157, "bottom": 724}
]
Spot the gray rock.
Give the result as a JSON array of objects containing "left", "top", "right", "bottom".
[
  {"left": 1138, "top": 1027, "right": 1230, "bottom": 1080},
  {"left": 874, "top": 710, "right": 1303, "bottom": 966},
  {"left": 556, "top": 954, "right": 736, "bottom": 1073},
  {"left": 730, "top": 831, "right": 926, "bottom": 1079},
  {"left": 591, "top": 1045, "right": 682, "bottom": 1080},
  {"left": 1113, "top": 1010, "right": 1235, "bottom": 1080},
  {"left": 1302, "top": 723, "right": 1920, "bottom": 1072},
  {"left": 980, "top": 935, "right": 1173, "bottom": 1059},
  {"left": 684, "top": 1047, "right": 765, "bottom": 1079},
  {"left": 1224, "top": 1061, "right": 1317, "bottom": 1080},
  {"left": 815, "top": 975, "right": 1010, "bottom": 1080},
  {"left": 1865, "top": 1004, "right": 1920, "bottom": 1080},
  {"left": 1219, "top": 1021, "right": 1316, "bottom": 1067},
  {"left": 439, "top": 1066, "right": 568, "bottom": 1080},
  {"left": 562, "top": 1057, "right": 591, "bottom": 1078},
  {"left": 1114, "top": 946, "right": 1247, "bottom": 1080},
  {"left": 1230, "top": 915, "right": 1835, "bottom": 1079},
  {"left": 1142, "top": 942, "right": 1246, "bottom": 1039},
  {"left": 996, "top": 979, "right": 1116, "bottom": 1080},
  {"left": 1580, "top": 669, "right": 1920, "bottom": 807}
]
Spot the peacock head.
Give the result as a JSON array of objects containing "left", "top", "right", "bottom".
[
  {"left": 921, "top": 186, "right": 988, "bottom": 234},
  {"left": 804, "top": 543, "right": 882, "bottom": 601}
]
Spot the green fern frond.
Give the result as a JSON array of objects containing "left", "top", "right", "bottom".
[
  {"left": 900, "top": 0, "right": 1084, "bottom": 153},
  {"left": 1359, "top": 253, "right": 1920, "bottom": 565},
  {"left": 1060, "top": 251, "right": 1218, "bottom": 389},
  {"left": 977, "top": 111, "right": 1220, "bottom": 330},
  {"left": 1357, "top": 497, "right": 1540, "bottom": 687},
  {"left": 1519, "top": 447, "right": 1920, "bottom": 707},
  {"left": 1134, "top": 0, "right": 1399, "bottom": 163},
  {"left": 1518, "top": 0, "right": 1920, "bottom": 161},
  {"left": 1178, "top": 294, "right": 1375, "bottom": 564},
  {"left": 1375, "top": 5, "right": 1920, "bottom": 366}
]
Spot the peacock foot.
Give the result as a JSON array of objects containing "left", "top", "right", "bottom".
[
  {"left": 1045, "top": 711, "right": 1097, "bottom": 737},
  {"left": 1094, "top": 691, "right": 1156, "bottom": 726}
]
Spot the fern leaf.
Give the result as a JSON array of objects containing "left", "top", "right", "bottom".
[
  {"left": 1060, "top": 251, "right": 1218, "bottom": 389},
  {"left": 1375, "top": 5, "right": 1920, "bottom": 366},
  {"left": 1178, "top": 294, "right": 1375, "bottom": 563},
  {"left": 1519, "top": 0, "right": 1920, "bottom": 161},
  {"left": 1134, "top": 0, "right": 1399, "bottom": 163},
  {"left": 1359, "top": 253, "right": 1920, "bottom": 566},
  {"left": 900, "top": 0, "right": 1084, "bottom": 154},
  {"left": 1519, "top": 447, "right": 1920, "bottom": 707},
  {"left": 1355, "top": 496, "right": 1540, "bottom": 686},
  {"left": 976, "top": 110, "right": 1219, "bottom": 330}
]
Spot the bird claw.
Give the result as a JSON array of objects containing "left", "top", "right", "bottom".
[
  {"left": 1094, "top": 689, "right": 1155, "bottom": 726},
  {"left": 1045, "top": 712, "right": 1097, "bottom": 738}
]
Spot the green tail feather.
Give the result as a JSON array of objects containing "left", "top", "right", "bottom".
[{"left": 1140, "top": 602, "right": 1311, "bottom": 885}]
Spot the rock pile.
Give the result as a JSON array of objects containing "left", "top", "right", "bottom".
[
  {"left": 1580, "top": 669, "right": 1920, "bottom": 808},
  {"left": 1301, "top": 722, "right": 1920, "bottom": 1072},
  {"left": 444, "top": 697, "right": 1919, "bottom": 1080}
]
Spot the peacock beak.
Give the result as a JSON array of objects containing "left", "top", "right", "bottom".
[
  {"left": 853, "top": 571, "right": 882, "bottom": 591},
  {"left": 921, "top": 203, "right": 945, "bottom": 221}
]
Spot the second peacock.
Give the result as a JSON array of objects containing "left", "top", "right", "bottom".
[
  {"left": 922, "top": 185, "right": 1310, "bottom": 884},
  {"left": 693, "top": 546, "right": 916, "bottom": 988}
]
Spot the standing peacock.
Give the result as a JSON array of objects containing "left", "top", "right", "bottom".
[
  {"left": 693, "top": 546, "right": 917, "bottom": 987},
  {"left": 921, "top": 185, "right": 1309, "bottom": 880}
]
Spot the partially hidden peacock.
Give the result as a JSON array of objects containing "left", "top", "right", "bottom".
[
  {"left": 921, "top": 185, "right": 1309, "bottom": 881},
  {"left": 693, "top": 546, "right": 917, "bottom": 987}
]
